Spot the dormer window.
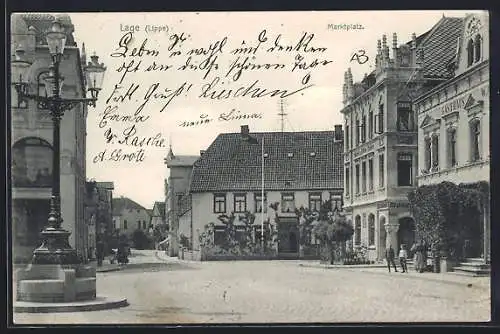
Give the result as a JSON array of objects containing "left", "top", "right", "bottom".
[
  {"left": 467, "top": 34, "right": 482, "bottom": 67},
  {"left": 263, "top": 153, "right": 268, "bottom": 158},
  {"left": 310, "top": 152, "right": 316, "bottom": 157},
  {"left": 287, "top": 152, "right": 293, "bottom": 158}
]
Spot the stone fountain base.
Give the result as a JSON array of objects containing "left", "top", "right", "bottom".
[{"left": 14, "top": 263, "right": 128, "bottom": 313}]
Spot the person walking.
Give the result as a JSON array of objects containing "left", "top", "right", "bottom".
[
  {"left": 399, "top": 244, "right": 408, "bottom": 273},
  {"left": 385, "top": 245, "right": 398, "bottom": 273}
]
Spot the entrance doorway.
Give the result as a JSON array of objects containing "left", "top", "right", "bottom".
[
  {"left": 277, "top": 218, "right": 299, "bottom": 255},
  {"left": 397, "top": 217, "right": 415, "bottom": 251}
]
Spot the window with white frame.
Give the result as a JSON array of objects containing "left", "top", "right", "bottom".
[
  {"left": 397, "top": 103, "right": 414, "bottom": 131},
  {"left": 234, "top": 193, "right": 247, "bottom": 213},
  {"left": 255, "top": 193, "right": 267, "bottom": 213},
  {"left": 330, "top": 193, "right": 343, "bottom": 212},
  {"left": 309, "top": 193, "right": 322, "bottom": 212},
  {"left": 213, "top": 193, "right": 226, "bottom": 213},
  {"left": 281, "top": 193, "right": 295, "bottom": 213}
]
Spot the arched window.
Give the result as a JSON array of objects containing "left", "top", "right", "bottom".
[
  {"left": 368, "top": 214, "right": 375, "bottom": 246},
  {"left": 354, "top": 215, "right": 361, "bottom": 246},
  {"left": 470, "top": 119, "right": 481, "bottom": 161},
  {"left": 12, "top": 137, "right": 53, "bottom": 188},
  {"left": 474, "top": 34, "right": 482, "bottom": 63},
  {"left": 467, "top": 39, "right": 474, "bottom": 67}
]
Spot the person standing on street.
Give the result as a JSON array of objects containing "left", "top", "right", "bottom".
[
  {"left": 385, "top": 245, "right": 398, "bottom": 273},
  {"left": 399, "top": 244, "right": 408, "bottom": 273}
]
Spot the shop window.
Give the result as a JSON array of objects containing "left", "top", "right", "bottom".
[{"left": 330, "top": 194, "right": 343, "bottom": 212}]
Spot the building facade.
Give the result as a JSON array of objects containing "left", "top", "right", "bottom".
[
  {"left": 341, "top": 16, "right": 464, "bottom": 261},
  {"left": 164, "top": 149, "right": 199, "bottom": 256},
  {"left": 112, "top": 197, "right": 151, "bottom": 239},
  {"left": 11, "top": 14, "right": 89, "bottom": 262},
  {"left": 414, "top": 13, "right": 490, "bottom": 262},
  {"left": 183, "top": 125, "right": 344, "bottom": 259},
  {"left": 151, "top": 201, "right": 166, "bottom": 228}
]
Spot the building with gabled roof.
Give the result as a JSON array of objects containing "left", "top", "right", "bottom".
[
  {"left": 179, "top": 125, "right": 344, "bottom": 259},
  {"left": 414, "top": 12, "right": 490, "bottom": 271},
  {"left": 340, "top": 15, "right": 466, "bottom": 262},
  {"left": 112, "top": 196, "right": 151, "bottom": 238}
]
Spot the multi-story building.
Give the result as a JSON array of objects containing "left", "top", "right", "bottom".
[
  {"left": 181, "top": 125, "right": 344, "bottom": 260},
  {"left": 11, "top": 14, "right": 89, "bottom": 262},
  {"left": 414, "top": 13, "right": 490, "bottom": 263},
  {"left": 164, "top": 148, "right": 199, "bottom": 257},
  {"left": 112, "top": 196, "right": 151, "bottom": 239},
  {"left": 85, "top": 181, "right": 115, "bottom": 257},
  {"left": 340, "top": 16, "right": 464, "bottom": 261}
]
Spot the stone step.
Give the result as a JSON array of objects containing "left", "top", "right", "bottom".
[
  {"left": 463, "top": 258, "right": 486, "bottom": 264},
  {"left": 452, "top": 266, "right": 490, "bottom": 277},
  {"left": 458, "top": 262, "right": 490, "bottom": 269}
]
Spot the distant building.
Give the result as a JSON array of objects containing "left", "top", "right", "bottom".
[
  {"left": 112, "top": 197, "right": 150, "bottom": 239},
  {"left": 11, "top": 14, "right": 89, "bottom": 262},
  {"left": 340, "top": 16, "right": 465, "bottom": 261},
  {"left": 164, "top": 148, "right": 199, "bottom": 257},
  {"left": 414, "top": 13, "right": 490, "bottom": 263},
  {"left": 151, "top": 201, "right": 166, "bottom": 228},
  {"left": 181, "top": 125, "right": 344, "bottom": 259}
]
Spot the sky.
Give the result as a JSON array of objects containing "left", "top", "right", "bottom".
[{"left": 65, "top": 10, "right": 480, "bottom": 209}]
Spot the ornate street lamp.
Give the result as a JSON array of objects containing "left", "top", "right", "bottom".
[{"left": 12, "top": 18, "right": 107, "bottom": 265}]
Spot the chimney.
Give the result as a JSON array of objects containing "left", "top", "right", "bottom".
[
  {"left": 241, "top": 125, "right": 250, "bottom": 137},
  {"left": 334, "top": 125, "right": 343, "bottom": 141}
]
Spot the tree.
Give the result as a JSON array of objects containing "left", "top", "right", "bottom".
[
  {"left": 312, "top": 200, "right": 353, "bottom": 264},
  {"left": 132, "top": 229, "right": 150, "bottom": 250}
]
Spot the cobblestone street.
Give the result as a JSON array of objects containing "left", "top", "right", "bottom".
[{"left": 13, "top": 251, "right": 490, "bottom": 324}]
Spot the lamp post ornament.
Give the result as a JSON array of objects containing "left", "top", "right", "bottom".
[{"left": 12, "top": 18, "right": 107, "bottom": 265}]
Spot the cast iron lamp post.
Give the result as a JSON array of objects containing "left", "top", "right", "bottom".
[{"left": 12, "top": 18, "right": 107, "bottom": 265}]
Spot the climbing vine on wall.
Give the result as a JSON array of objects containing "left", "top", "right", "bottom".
[{"left": 407, "top": 181, "right": 489, "bottom": 259}]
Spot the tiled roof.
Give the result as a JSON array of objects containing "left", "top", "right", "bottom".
[
  {"left": 420, "top": 17, "right": 464, "bottom": 79},
  {"left": 190, "top": 131, "right": 343, "bottom": 193},
  {"left": 166, "top": 155, "right": 199, "bottom": 167},
  {"left": 112, "top": 197, "right": 146, "bottom": 216}
]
